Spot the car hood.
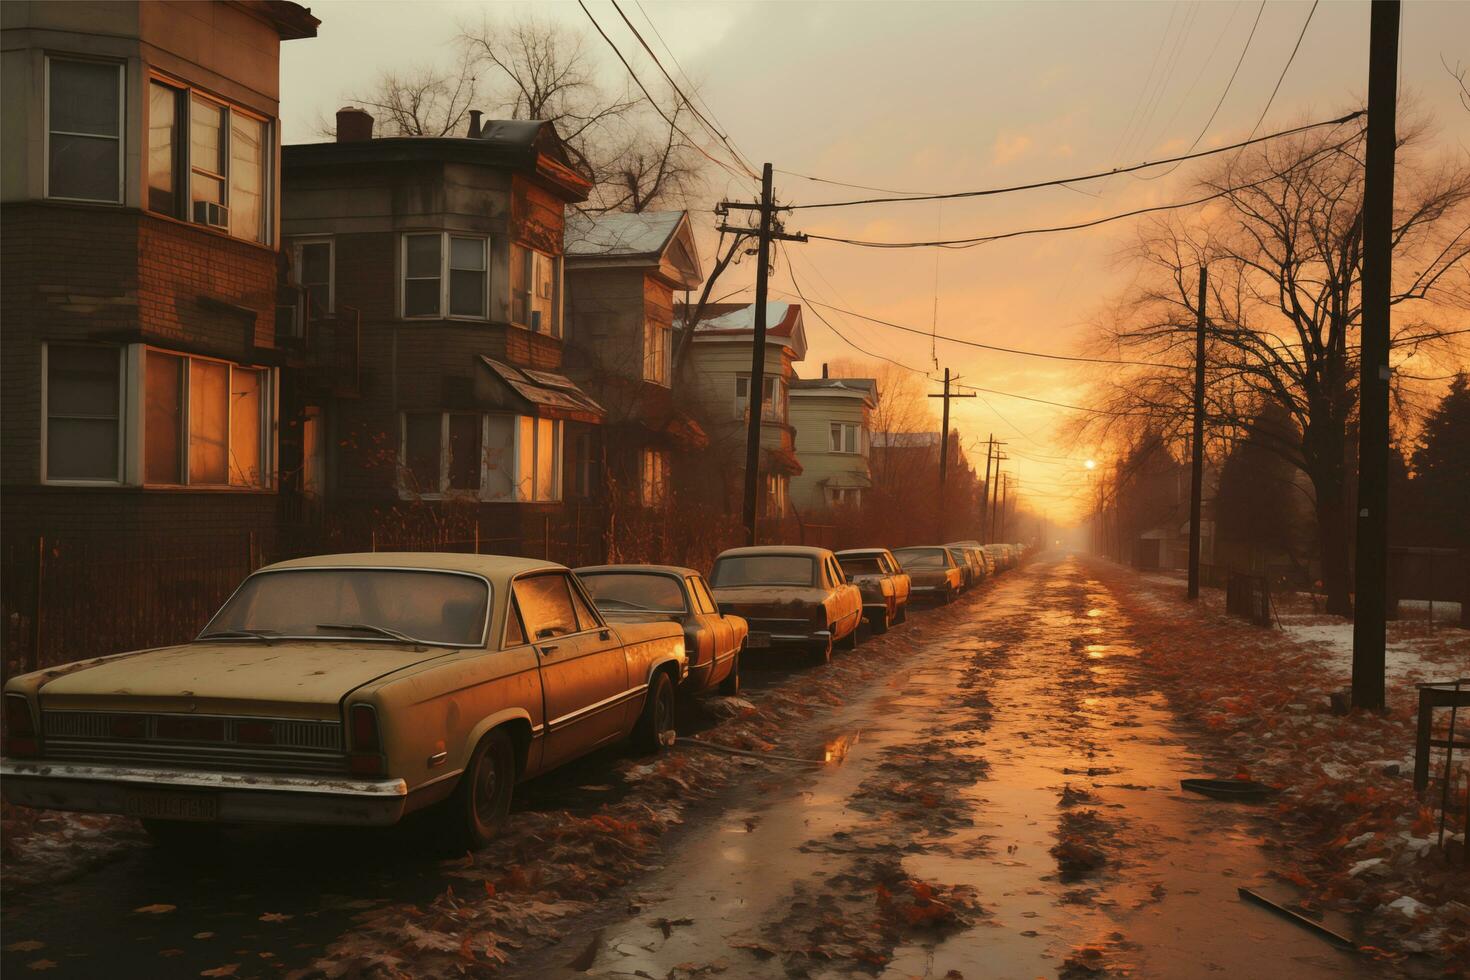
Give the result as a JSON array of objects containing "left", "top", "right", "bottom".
[{"left": 34, "top": 641, "right": 456, "bottom": 720}]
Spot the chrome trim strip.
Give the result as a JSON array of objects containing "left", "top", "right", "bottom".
[
  {"left": 415, "top": 767, "right": 463, "bottom": 790},
  {"left": 546, "top": 685, "right": 647, "bottom": 729},
  {"left": 0, "top": 760, "right": 406, "bottom": 797}
]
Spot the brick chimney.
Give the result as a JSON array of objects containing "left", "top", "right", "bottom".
[
  {"left": 468, "top": 110, "right": 483, "bottom": 138},
  {"left": 336, "top": 106, "right": 374, "bottom": 143},
  {"left": 822, "top": 362, "right": 829, "bottom": 379}
]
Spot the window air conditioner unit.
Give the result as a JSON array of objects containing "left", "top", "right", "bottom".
[{"left": 193, "top": 201, "right": 229, "bottom": 228}]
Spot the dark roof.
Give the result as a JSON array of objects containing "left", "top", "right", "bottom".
[
  {"left": 283, "top": 120, "right": 591, "bottom": 202},
  {"left": 479, "top": 358, "right": 605, "bottom": 424},
  {"left": 234, "top": 1, "right": 319, "bottom": 40}
]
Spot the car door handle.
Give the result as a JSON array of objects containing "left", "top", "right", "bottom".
[
  {"left": 599, "top": 629, "right": 611, "bottom": 641},
  {"left": 538, "top": 644, "right": 560, "bottom": 655}
]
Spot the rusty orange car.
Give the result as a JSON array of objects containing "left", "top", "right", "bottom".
[{"left": 708, "top": 546, "right": 863, "bottom": 663}]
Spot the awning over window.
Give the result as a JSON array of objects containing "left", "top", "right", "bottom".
[
  {"left": 763, "top": 446, "right": 803, "bottom": 477},
  {"left": 477, "top": 357, "right": 605, "bottom": 424},
  {"left": 821, "top": 472, "right": 872, "bottom": 490}
]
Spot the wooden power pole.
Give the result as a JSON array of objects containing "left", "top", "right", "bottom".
[
  {"left": 928, "top": 369, "right": 974, "bottom": 540},
  {"left": 1351, "top": 0, "right": 1399, "bottom": 711},
  {"left": 1187, "top": 265, "right": 1207, "bottom": 600},
  {"left": 719, "top": 164, "right": 806, "bottom": 546}
]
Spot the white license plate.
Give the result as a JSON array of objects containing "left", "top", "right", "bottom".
[
  {"left": 124, "top": 791, "right": 219, "bottom": 821},
  {"left": 746, "top": 632, "right": 771, "bottom": 649}
]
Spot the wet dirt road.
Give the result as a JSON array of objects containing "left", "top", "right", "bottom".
[{"left": 513, "top": 555, "right": 1374, "bottom": 979}]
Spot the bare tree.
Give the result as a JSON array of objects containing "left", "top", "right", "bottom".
[
  {"left": 327, "top": 49, "right": 480, "bottom": 138},
  {"left": 1081, "top": 112, "right": 1470, "bottom": 614}
]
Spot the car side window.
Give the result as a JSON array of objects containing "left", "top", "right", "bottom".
[
  {"left": 504, "top": 595, "right": 528, "bottom": 647},
  {"left": 827, "top": 557, "right": 844, "bottom": 586},
  {"left": 689, "top": 576, "right": 716, "bottom": 614},
  {"left": 567, "top": 578, "right": 602, "bottom": 633},
  {"left": 514, "top": 574, "right": 579, "bottom": 640}
]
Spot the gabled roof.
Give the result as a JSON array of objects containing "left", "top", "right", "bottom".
[
  {"left": 677, "top": 301, "right": 807, "bottom": 360},
  {"left": 564, "top": 211, "right": 702, "bottom": 288}
]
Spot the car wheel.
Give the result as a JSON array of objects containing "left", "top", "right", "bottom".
[
  {"left": 719, "top": 652, "right": 741, "bottom": 696},
  {"left": 871, "top": 608, "right": 890, "bottom": 635},
  {"left": 447, "top": 728, "right": 517, "bottom": 851},
  {"left": 141, "top": 819, "right": 222, "bottom": 851},
  {"left": 812, "top": 633, "right": 833, "bottom": 664},
  {"left": 896, "top": 603, "right": 908, "bottom": 625},
  {"left": 633, "top": 670, "right": 677, "bottom": 754},
  {"left": 943, "top": 588, "right": 955, "bottom": 605},
  {"left": 839, "top": 622, "right": 859, "bottom": 649}
]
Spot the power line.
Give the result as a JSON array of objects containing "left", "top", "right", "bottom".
[
  {"left": 802, "top": 124, "right": 1363, "bottom": 248},
  {"left": 577, "top": 0, "right": 757, "bottom": 186},
  {"left": 1246, "top": 0, "right": 1321, "bottom": 140},
  {"left": 610, "top": 0, "right": 760, "bottom": 179},
  {"left": 789, "top": 296, "right": 1188, "bottom": 370},
  {"left": 1138, "top": 0, "right": 1266, "bottom": 182},
  {"left": 784, "top": 111, "right": 1362, "bottom": 210}
]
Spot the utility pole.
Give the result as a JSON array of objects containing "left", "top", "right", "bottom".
[
  {"left": 928, "top": 369, "right": 976, "bottom": 487},
  {"left": 1351, "top": 0, "right": 1399, "bottom": 711},
  {"left": 719, "top": 164, "right": 807, "bottom": 546},
  {"left": 1187, "top": 265, "right": 1207, "bottom": 600},
  {"left": 997, "top": 474, "right": 1010, "bottom": 541},
  {"left": 989, "top": 454, "right": 1007, "bottom": 541},
  {"left": 982, "top": 433, "right": 995, "bottom": 542}
]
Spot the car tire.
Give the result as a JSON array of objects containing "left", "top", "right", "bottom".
[
  {"left": 633, "top": 670, "right": 677, "bottom": 754},
  {"left": 812, "top": 633, "right": 833, "bottom": 664},
  {"left": 896, "top": 603, "right": 908, "bottom": 625},
  {"left": 871, "top": 608, "right": 890, "bottom": 635},
  {"left": 719, "top": 653, "right": 741, "bottom": 696},
  {"left": 445, "top": 728, "right": 517, "bottom": 851},
  {"left": 141, "top": 819, "right": 222, "bottom": 851},
  {"left": 838, "top": 622, "right": 859, "bottom": 649}
]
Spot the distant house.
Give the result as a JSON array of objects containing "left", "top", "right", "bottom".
[
  {"left": 563, "top": 210, "right": 706, "bottom": 513},
  {"left": 870, "top": 431, "right": 941, "bottom": 491},
  {"left": 789, "top": 375, "right": 877, "bottom": 514},
  {"left": 675, "top": 301, "right": 807, "bottom": 518}
]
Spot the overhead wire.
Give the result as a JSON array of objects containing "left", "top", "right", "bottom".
[
  {"left": 783, "top": 111, "right": 1362, "bottom": 210},
  {"left": 1244, "top": 0, "right": 1321, "bottom": 141}
]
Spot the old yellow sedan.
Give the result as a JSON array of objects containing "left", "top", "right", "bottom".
[{"left": 1, "top": 553, "right": 687, "bottom": 850}]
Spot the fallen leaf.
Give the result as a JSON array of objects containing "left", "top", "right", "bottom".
[
  {"left": 134, "top": 904, "right": 177, "bottom": 915},
  {"left": 4, "top": 942, "right": 44, "bottom": 953},
  {"left": 27, "top": 961, "right": 58, "bottom": 972},
  {"left": 258, "top": 912, "right": 292, "bottom": 923},
  {"left": 192, "top": 932, "right": 215, "bottom": 940},
  {"left": 200, "top": 966, "right": 240, "bottom": 978}
]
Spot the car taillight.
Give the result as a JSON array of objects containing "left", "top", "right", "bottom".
[
  {"left": 3, "top": 694, "right": 39, "bottom": 757},
  {"left": 348, "top": 704, "right": 384, "bottom": 776}
]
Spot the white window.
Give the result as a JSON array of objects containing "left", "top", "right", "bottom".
[
  {"left": 143, "top": 349, "right": 270, "bottom": 488},
  {"left": 643, "top": 318, "right": 670, "bottom": 385},
  {"left": 291, "top": 237, "right": 334, "bottom": 317},
  {"left": 147, "top": 77, "right": 272, "bottom": 243},
  {"left": 46, "top": 57, "right": 124, "bottom": 204},
  {"left": 511, "top": 245, "right": 560, "bottom": 336},
  {"left": 829, "top": 422, "right": 859, "bottom": 454},
  {"left": 402, "top": 233, "right": 488, "bottom": 319},
  {"left": 640, "top": 448, "right": 670, "bottom": 508},
  {"left": 762, "top": 474, "right": 787, "bottom": 518},
  {"left": 400, "top": 412, "right": 561, "bottom": 502},
  {"left": 735, "top": 374, "right": 783, "bottom": 422},
  {"left": 43, "top": 344, "right": 124, "bottom": 482},
  {"left": 827, "top": 487, "right": 861, "bottom": 508}
]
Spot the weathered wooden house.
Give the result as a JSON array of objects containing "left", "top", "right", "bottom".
[{"left": 789, "top": 375, "right": 877, "bottom": 515}]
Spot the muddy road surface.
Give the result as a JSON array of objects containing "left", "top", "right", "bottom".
[{"left": 1, "top": 556, "right": 1378, "bottom": 978}]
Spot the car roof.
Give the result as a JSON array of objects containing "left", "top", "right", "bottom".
[
  {"left": 715, "top": 545, "right": 830, "bottom": 558},
  {"left": 575, "top": 563, "right": 702, "bottom": 578},
  {"left": 893, "top": 545, "right": 946, "bottom": 551},
  {"left": 261, "top": 552, "right": 563, "bottom": 579},
  {"left": 835, "top": 548, "right": 891, "bottom": 558},
  {"left": 944, "top": 541, "right": 981, "bottom": 549}
]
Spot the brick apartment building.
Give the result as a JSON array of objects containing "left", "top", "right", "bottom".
[
  {"left": 278, "top": 110, "right": 607, "bottom": 561},
  {"left": 0, "top": 0, "right": 318, "bottom": 669}
]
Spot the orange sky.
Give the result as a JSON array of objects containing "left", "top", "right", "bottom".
[{"left": 281, "top": 1, "right": 1470, "bottom": 523}]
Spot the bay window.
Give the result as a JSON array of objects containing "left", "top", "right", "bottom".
[
  {"left": 44, "top": 345, "right": 123, "bottom": 482},
  {"left": 735, "top": 374, "right": 783, "bottom": 422},
  {"left": 829, "top": 422, "right": 859, "bottom": 454},
  {"left": 643, "top": 318, "right": 670, "bottom": 385},
  {"left": 640, "top": 448, "right": 670, "bottom": 508},
  {"left": 47, "top": 57, "right": 124, "bottom": 203},
  {"left": 400, "top": 412, "right": 562, "bottom": 501},
  {"left": 147, "top": 77, "right": 271, "bottom": 244},
  {"left": 511, "top": 245, "right": 560, "bottom": 336},
  {"left": 402, "top": 233, "right": 488, "bottom": 319}
]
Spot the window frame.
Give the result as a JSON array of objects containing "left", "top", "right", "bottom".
[
  {"left": 144, "top": 72, "right": 273, "bottom": 245},
  {"left": 399, "top": 411, "right": 562, "bottom": 503},
  {"left": 642, "top": 317, "right": 670, "bottom": 386},
  {"left": 640, "top": 447, "right": 669, "bottom": 509},
  {"left": 44, "top": 55, "right": 126, "bottom": 205},
  {"left": 829, "top": 422, "right": 859, "bottom": 454},
  {"left": 290, "top": 236, "right": 335, "bottom": 316},
  {"left": 141, "top": 347, "right": 273, "bottom": 490},
  {"left": 400, "top": 232, "right": 490, "bottom": 321},
  {"left": 510, "top": 244, "right": 561, "bottom": 337},
  {"left": 40, "top": 342, "right": 127, "bottom": 486}
]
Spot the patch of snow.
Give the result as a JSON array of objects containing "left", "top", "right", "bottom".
[{"left": 1383, "top": 895, "right": 1430, "bottom": 917}]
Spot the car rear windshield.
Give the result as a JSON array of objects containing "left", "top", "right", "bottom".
[
  {"left": 205, "top": 568, "right": 490, "bottom": 646},
  {"left": 893, "top": 548, "right": 946, "bottom": 569},
  {"left": 579, "top": 572, "right": 687, "bottom": 614},
  {"left": 838, "top": 557, "right": 884, "bottom": 576},
  {"left": 711, "top": 555, "right": 815, "bottom": 587}
]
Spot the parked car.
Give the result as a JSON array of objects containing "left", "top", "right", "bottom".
[
  {"left": 982, "top": 544, "right": 1010, "bottom": 573},
  {"left": 708, "top": 546, "right": 863, "bottom": 663},
  {"left": 945, "top": 542, "right": 987, "bottom": 587},
  {"left": 577, "top": 564, "right": 747, "bottom": 697},
  {"left": 834, "top": 548, "right": 912, "bottom": 633},
  {"left": 892, "top": 546, "right": 965, "bottom": 603},
  {"left": 1, "top": 553, "right": 688, "bottom": 850},
  {"left": 945, "top": 546, "right": 979, "bottom": 590}
]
